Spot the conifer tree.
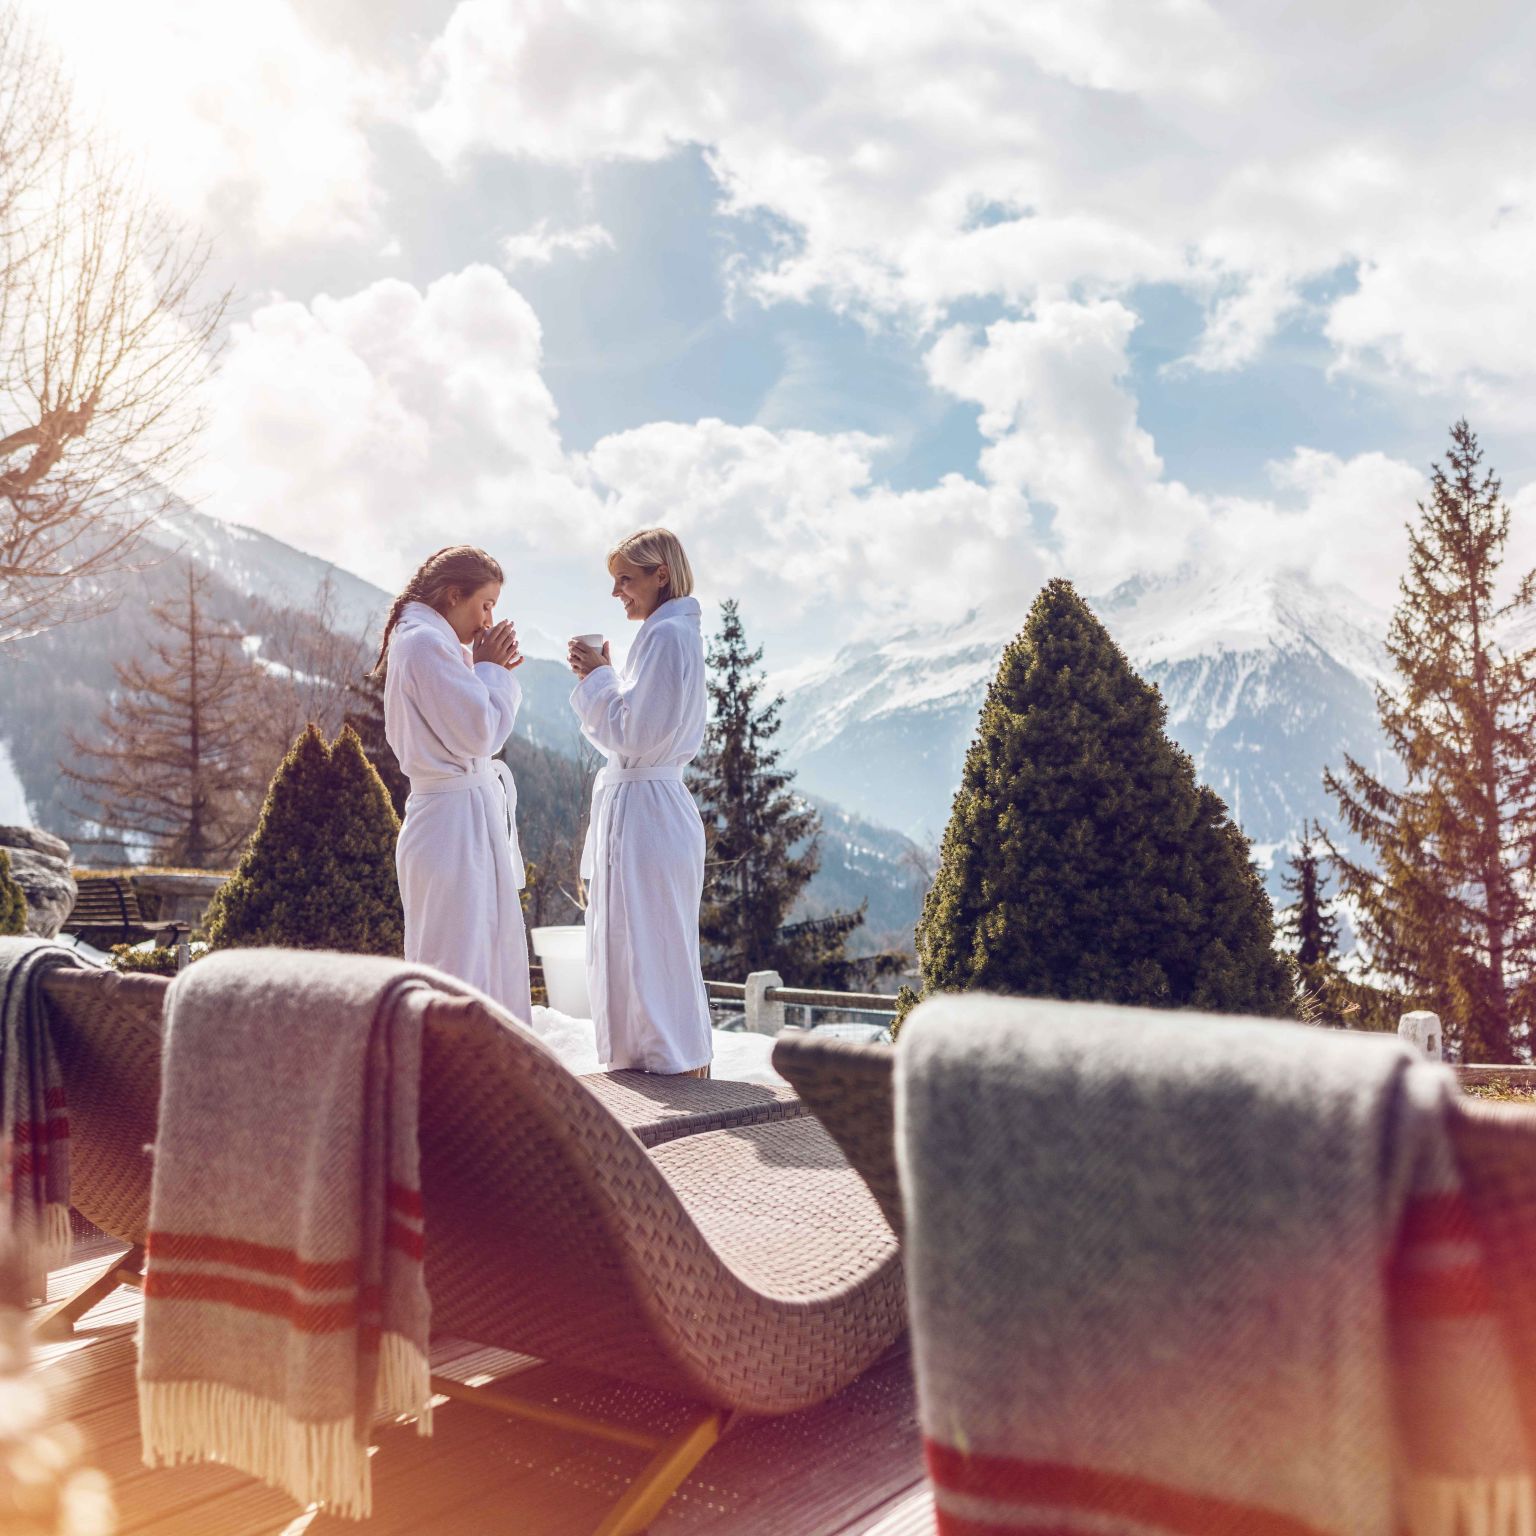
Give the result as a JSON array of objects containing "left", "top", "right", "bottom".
[
  {"left": 64, "top": 563, "right": 258, "bottom": 867},
  {"left": 914, "top": 578, "right": 1293, "bottom": 1016},
  {"left": 1280, "top": 822, "right": 1339, "bottom": 968},
  {"left": 205, "top": 725, "right": 403, "bottom": 955},
  {"left": 0, "top": 849, "right": 27, "bottom": 936},
  {"left": 343, "top": 669, "right": 409, "bottom": 818},
  {"left": 1325, "top": 420, "right": 1536, "bottom": 1062},
  {"left": 691, "top": 599, "right": 863, "bottom": 984}
]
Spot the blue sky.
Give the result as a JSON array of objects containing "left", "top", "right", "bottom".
[{"left": 29, "top": 0, "right": 1536, "bottom": 664}]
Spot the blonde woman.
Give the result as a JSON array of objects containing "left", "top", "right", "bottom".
[
  {"left": 375, "top": 545, "right": 531, "bottom": 1023},
  {"left": 567, "top": 528, "right": 713, "bottom": 1076}
]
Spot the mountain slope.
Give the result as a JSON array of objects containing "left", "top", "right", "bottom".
[
  {"left": 775, "top": 567, "right": 1399, "bottom": 886},
  {"left": 0, "top": 500, "right": 923, "bottom": 951}
]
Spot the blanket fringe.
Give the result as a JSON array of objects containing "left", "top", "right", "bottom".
[
  {"left": 42, "top": 1202, "right": 72, "bottom": 1273},
  {"left": 139, "top": 1379, "right": 373, "bottom": 1520},
  {"left": 378, "top": 1330, "right": 433, "bottom": 1436}
]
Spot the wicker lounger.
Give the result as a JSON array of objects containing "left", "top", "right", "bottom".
[
  {"left": 32, "top": 965, "right": 805, "bottom": 1338},
  {"left": 410, "top": 984, "right": 905, "bottom": 1533},
  {"left": 771, "top": 1027, "right": 1536, "bottom": 1282},
  {"left": 772, "top": 1028, "right": 904, "bottom": 1236}
]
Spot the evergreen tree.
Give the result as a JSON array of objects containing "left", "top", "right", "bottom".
[
  {"left": 1325, "top": 420, "right": 1536, "bottom": 1062},
  {"left": 914, "top": 578, "right": 1294, "bottom": 1016},
  {"left": 0, "top": 848, "right": 27, "bottom": 936},
  {"left": 205, "top": 725, "right": 403, "bottom": 955},
  {"left": 64, "top": 563, "right": 258, "bottom": 868},
  {"left": 691, "top": 599, "right": 863, "bottom": 984},
  {"left": 343, "top": 668, "right": 409, "bottom": 818},
  {"left": 1280, "top": 822, "right": 1339, "bottom": 968}
]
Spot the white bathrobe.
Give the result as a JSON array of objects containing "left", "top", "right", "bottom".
[
  {"left": 384, "top": 602, "right": 532, "bottom": 1023},
  {"left": 571, "top": 595, "right": 713, "bottom": 1073}
]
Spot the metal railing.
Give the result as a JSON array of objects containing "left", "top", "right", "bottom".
[{"left": 706, "top": 971, "right": 899, "bottom": 1036}]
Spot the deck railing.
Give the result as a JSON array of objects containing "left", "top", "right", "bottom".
[{"left": 707, "top": 971, "right": 899, "bottom": 1035}]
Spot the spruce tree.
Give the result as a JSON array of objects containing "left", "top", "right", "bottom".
[
  {"left": 343, "top": 669, "right": 409, "bottom": 818},
  {"left": 915, "top": 578, "right": 1294, "bottom": 1015},
  {"left": 0, "top": 849, "right": 27, "bottom": 936},
  {"left": 64, "top": 563, "right": 259, "bottom": 867},
  {"left": 1325, "top": 420, "right": 1536, "bottom": 1062},
  {"left": 691, "top": 599, "right": 863, "bottom": 984},
  {"left": 205, "top": 725, "right": 403, "bottom": 955},
  {"left": 1280, "top": 822, "right": 1339, "bottom": 968}
]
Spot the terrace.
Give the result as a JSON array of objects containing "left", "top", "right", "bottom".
[{"left": 28, "top": 1240, "right": 931, "bottom": 1535}]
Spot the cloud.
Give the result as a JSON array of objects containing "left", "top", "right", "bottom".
[
  {"left": 27, "top": 0, "right": 392, "bottom": 246},
  {"left": 194, "top": 265, "right": 590, "bottom": 587},
  {"left": 925, "top": 297, "right": 1429, "bottom": 608},
  {"left": 501, "top": 220, "right": 615, "bottom": 270},
  {"left": 415, "top": 0, "right": 1536, "bottom": 411}
]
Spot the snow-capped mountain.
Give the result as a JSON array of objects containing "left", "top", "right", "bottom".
[{"left": 775, "top": 567, "right": 1399, "bottom": 881}]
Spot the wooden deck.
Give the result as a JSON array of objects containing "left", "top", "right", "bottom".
[{"left": 29, "top": 1244, "right": 932, "bottom": 1535}]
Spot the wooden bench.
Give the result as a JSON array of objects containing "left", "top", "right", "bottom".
[{"left": 62, "top": 876, "right": 189, "bottom": 949}]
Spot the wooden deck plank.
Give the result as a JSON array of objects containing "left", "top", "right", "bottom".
[{"left": 27, "top": 1258, "right": 921, "bottom": 1535}]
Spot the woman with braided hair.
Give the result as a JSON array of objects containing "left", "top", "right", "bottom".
[{"left": 375, "top": 545, "right": 532, "bottom": 1021}]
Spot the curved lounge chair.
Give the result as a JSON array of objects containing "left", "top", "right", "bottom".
[
  {"left": 772, "top": 1028, "right": 904, "bottom": 1236},
  {"left": 33, "top": 965, "right": 806, "bottom": 1337},
  {"left": 38, "top": 964, "right": 904, "bottom": 1535}
]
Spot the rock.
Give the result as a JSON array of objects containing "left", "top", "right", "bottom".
[
  {"left": 0, "top": 825, "right": 70, "bottom": 863},
  {"left": 0, "top": 826, "right": 76, "bottom": 939}
]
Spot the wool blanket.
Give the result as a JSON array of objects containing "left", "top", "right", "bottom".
[
  {"left": 0, "top": 937, "right": 79, "bottom": 1293},
  {"left": 898, "top": 995, "right": 1536, "bottom": 1536},
  {"left": 138, "top": 949, "right": 448, "bottom": 1519}
]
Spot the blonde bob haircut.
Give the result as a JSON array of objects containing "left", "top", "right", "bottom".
[{"left": 606, "top": 526, "right": 694, "bottom": 600}]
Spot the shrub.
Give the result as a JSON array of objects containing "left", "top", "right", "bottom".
[
  {"left": 110, "top": 944, "right": 181, "bottom": 976},
  {"left": 914, "top": 579, "right": 1294, "bottom": 1018},
  {"left": 0, "top": 848, "right": 26, "bottom": 936},
  {"left": 205, "top": 724, "right": 403, "bottom": 955}
]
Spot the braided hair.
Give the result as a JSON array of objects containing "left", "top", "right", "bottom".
[{"left": 369, "top": 545, "right": 505, "bottom": 678}]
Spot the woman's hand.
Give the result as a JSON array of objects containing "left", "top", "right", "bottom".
[
  {"left": 474, "top": 620, "right": 521, "bottom": 669},
  {"left": 567, "top": 637, "right": 612, "bottom": 679}
]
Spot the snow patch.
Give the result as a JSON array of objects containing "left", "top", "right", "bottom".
[
  {"left": 0, "top": 739, "right": 33, "bottom": 825},
  {"left": 530, "top": 1007, "right": 787, "bottom": 1084}
]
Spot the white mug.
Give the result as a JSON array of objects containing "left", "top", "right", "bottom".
[{"left": 575, "top": 633, "right": 605, "bottom": 650}]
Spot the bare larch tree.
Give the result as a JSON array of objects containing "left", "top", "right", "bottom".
[
  {"left": 0, "top": 8, "right": 227, "bottom": 643},
  {"left": 65, "top": 563, "right": 260, "bottom": 868}
]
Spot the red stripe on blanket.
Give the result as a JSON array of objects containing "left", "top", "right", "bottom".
[
  {"left": 925, "top": 1444, "right": 1332, "bottom": 1536},
  {"left": 1390, "top": 1260, "right": 1495, "bottom": 1318},
  {"left": 1399, "top": 1192, "right": 1478, "bottom": 1248},
  {"left": 45, "top": 1086, "right": 67, "bottom": 1110},
  {"left": 388, "top": 1183, "right": 424, "bottom": 1219},
  {"left": 12, "top": 1118, "right": 70, "bottom": 1143},
  {"left": 146, "top": 1231, "right": 360, "bottom": 1292},
  {"left": 14, "top": 1150, "right": 46, "bottom": 1176},
  {"left": 144, "top": 1270, "right": 361, "bottom": 1332},
  {"left": 387, "top": 1220, "right": 425, "bottom": 1261}
]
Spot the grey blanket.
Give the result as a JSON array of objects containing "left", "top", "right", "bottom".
[
  {"left": 0, "top": 937, "right": 82, "bottom": 1293},
  {"left": 898, "top": 994, "right": 1532, "bottom": 1535}
]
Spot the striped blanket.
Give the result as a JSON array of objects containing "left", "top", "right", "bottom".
[
  {"left": 898, "top": 995, "right": 1536, "bottom": 1536},
  {"left": 138, "top": 950, "right": 442, "bottom": 1519},
  {"left": 0, "top": 937, "right": 79, "bottom": 1293}
]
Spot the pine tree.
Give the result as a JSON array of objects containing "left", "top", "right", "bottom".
[
  {"left": 343, "top": 668, "right": 409, "bottom": 818},
  {"left": 64, "top": 563, "right": 259, "bottom": 868},
  {"left": 691, "top": 599, "right": 863, "bottom": 984},
  {"left": 1325, "top": 420, "right": 1536, "bottom": 1062},
  {"left": 914, "top": 578, "right": 1294, "bottom": 1016},
  {"left": 205, "top": 725, "right": 403, "bottom": 955},
  {"left": 0, "top": 849, "right": 27, "bottom": 936},
  {"left": 1280, "top": 822, "right": 1339, "bottom": 968}
]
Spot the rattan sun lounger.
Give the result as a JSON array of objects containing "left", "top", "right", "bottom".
[
  {"left": 409, "top": 984, "right": 905, "bottom": 1532},
  {"left": 772, "top": 1028, "right": 904, "bottom": 1236},
  {"left": 32, "top": 964, "right": 806, "bottom": 1338},
  {"left": 35, "top": 965, "right": 903, "bottom": 1535}
]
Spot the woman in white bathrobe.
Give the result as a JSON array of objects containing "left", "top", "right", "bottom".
[
  {"left": 375, "top": 545, "right": 533, "bottom": 1023},
  {"left": 567, "top": 528, "right": 714, "bottom": 1076}
]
